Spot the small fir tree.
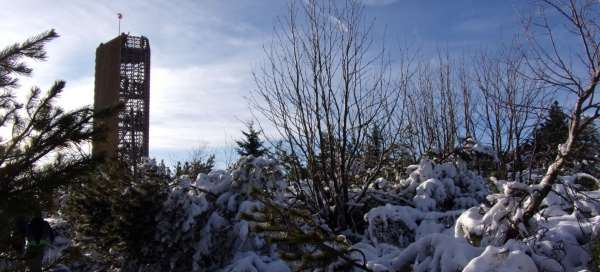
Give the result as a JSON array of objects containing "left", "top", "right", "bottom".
[{"left": 236, "top": 121, "right": 268, "bottom": 157}]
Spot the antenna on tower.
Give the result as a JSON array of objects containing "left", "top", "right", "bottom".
[{"left": 117, "top": 13, "right": 123, "bottom": 35}]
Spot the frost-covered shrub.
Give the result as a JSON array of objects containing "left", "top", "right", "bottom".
[
  {"left": 592, "top": 236, "right": 600, "bottom": 271},
  {"left": 364, "top": 159, "right": 487, "bottom": 247},
  {"left": 59, "top": 155, "right": 600, "bottom": 271},
  {"left": 222, "top": 252, "right": 289, "bottom": 272},
  {"left": 359, "top": 157, "right": 600, "bottom": 271},
  {"left": 365, "top": 205, "right": 459, "bottom": 247},
  {"left": 452, "top": 174, "right": 600, "bottom": 271},
  {"left": 150, "top": 156, "right": 290, "bottom": 272},
  {"left": 398, "top": 160, "right": 488, "bottom": 211},
  {"left": 351, "top": 233, "right": 483, "bottom": 271}
]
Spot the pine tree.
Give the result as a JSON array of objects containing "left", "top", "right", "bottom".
[
  {"left": 177, "top": 155, "right": 215, "bottom": 178},
  {"left": 361, "top": 124, "right": 414, "bottom": 181},
  {"left": 235, "top": 121, "right": 268, "bottom": 157},
  {"left": 0, "top": 30, "right": 101, "bottom": 260},
  {"left": 571, "top": 119, "right": 600, "bottom": 175},
  {"left": 532, "top": 101, "right": 569, "bottom": 165},
  {"left": 64, "top": 160, "right": 170, "bottom": 270},
  {"left": 530, "top": 101, "right": 600, "bottom": 173},
  {"left": 175, "top": 148, "right": 215, "bottom": 178},
  {"left": 274, "top": 141, "right": 307, "bottom": 183},
  {"left": 363, "top": 124, "right": 385, "bottom": 171}
]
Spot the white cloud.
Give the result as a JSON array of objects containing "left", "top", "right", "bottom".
[
  {"left": 149, "top": 60, "right": 255, "bottom": 149},
  {"left": 0, "top": 0, "right": 281, "bottom": 165},
  {"left": 329, "top": 15, "right": 349, "bottom": 33},
  {"left": 359, "top": 0, "right": 399, "bottom": 6}
]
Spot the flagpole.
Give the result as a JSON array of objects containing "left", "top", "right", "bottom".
[{"left": 117, "top": 13, "right": 122, "bottom": 36}]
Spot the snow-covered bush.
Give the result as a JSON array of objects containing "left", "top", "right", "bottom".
[
  {"left": 356, "top": 159, "right": 600, "bottom": 271},
  {"left": 364, "top": 160, "right": 487, "bottom": 248},
  {"left": 414, "top": 174, "right": 599, "bottom": 271},
  {"left": 365, "top": 205, "right": 460, "bottom": 248},
  {"left": 58, "top": 155, "right": 600, "bottom": 271},
  {"left": 402, "top": 160, "right": 488, "bottom": 211},
  {"left": 149, "top": 156, "right": 290, "bottom": 272},
  {"left": 462, "top": 240, "right": 538, "bottom": 272}
]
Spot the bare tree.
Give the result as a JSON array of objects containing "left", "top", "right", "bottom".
[
  {"left": 507, "top": 0, "right": 600, "bottom": 237},
  {"left": 459, "top": 58, "right": 478, "bottom": 141},
  {"left": 404, "top": 53, "right": 472, "bottom": 160},
  {"left": 251, "top": 0, "right": 403, "bottom": 230},
  {"left": 473, "top": 50, "right": 545, "bottom": 178}
]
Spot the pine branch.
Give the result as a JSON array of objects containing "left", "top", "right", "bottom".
[{"left": 0, "top": 29, "right": 59, "bottom": 89}]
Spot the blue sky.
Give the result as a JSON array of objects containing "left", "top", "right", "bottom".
[{"left": 0, "top": 0, "right": 530, "bottom": 168}]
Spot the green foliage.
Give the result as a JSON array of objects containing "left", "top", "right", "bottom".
[
  {"left": 273, "top": 142, "right": 308, "bottom": 184},
  {"left": 531, "top": 101, "right": 570, "bottom": 166},
  {"left": 361, "top": 124, "right": 415, "bottom": 182},
  {"left": 236, "top": 121, "right": 268, "bottom": 157},
  {"left": 0, "top": 30, "right": 100, "bottom": 260},
  {"left": 0, "top": 30, "right": 57, "bottom": 89},
  {"left": 63, "top": 161, "right": 170, "bottom": 268},
  {"left": 175, "top": 151, "right": 215, "bottom": 178},
  {"left": 530, "top": 101, "right": 600, "bottom": 174},
  {"left": 245, "top": 191, "right": 371, "bottom": 272}
]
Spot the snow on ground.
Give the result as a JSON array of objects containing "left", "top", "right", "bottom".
[
  {"left": 353, "top": 159, "right": 600, "bottom": 271},
  {"left": 26, "top": 156, "right": 600, "bottom": 271}
]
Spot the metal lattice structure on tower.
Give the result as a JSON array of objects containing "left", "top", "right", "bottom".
[
  {"left": 118, "top": 35, "right": 150, "bottom": 164},
  {"left": 93, "top": 34, "right": 150, "bottom": 169}
]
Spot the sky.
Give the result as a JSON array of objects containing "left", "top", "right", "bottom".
[{"left": 0, "top": 0, "right": 531, "bottom": 168}]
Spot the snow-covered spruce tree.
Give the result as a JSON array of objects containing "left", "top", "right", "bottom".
[
  {"left": 63, "top": 160, "right": 170, "bottom": 270},
  {"left": 359, "top": 159, "right": 488, "bottom": 248},
  {"left": 236, "top": 121, "right": 268, "bottom": 157},
  {"left": 148, "top": 156, "right": 289, "bottom": 272},
  {"left": 244, "top": 191, "right": 373, "bottom": 271},
  {"left": 0, "top": 30, "right": 100, "bottom": 264}
]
